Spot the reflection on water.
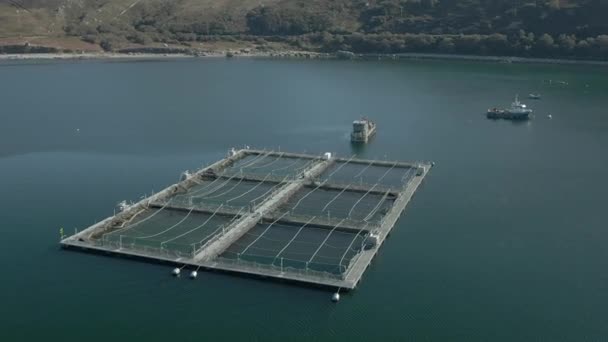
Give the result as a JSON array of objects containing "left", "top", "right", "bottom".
[{"left": 349, "top": 141, "right": 369, "bottom": 156}]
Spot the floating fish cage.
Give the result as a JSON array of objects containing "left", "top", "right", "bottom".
[{"left": 61, "top": 149, "right": 433, "bottom": 290}]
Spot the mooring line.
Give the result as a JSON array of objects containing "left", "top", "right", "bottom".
[
  {"left": 240, "top": 211, "right": 289, "bottom": 255},
  {"left": 353, "top": 160, "right": 374, "bottom": 179},
  {"left": 338, "top": 224, "right": 368, "bottom": 270},
  {"left": 225, "top": 174, "right": 271, "bottom": 203},
  {"left": 201, "top": 177, "right": 245, "bottom": 200},
  {"left": 325, "top": 154, "right": 357, "bottom": 180},
  {"left": 321, "top": 184, "right": 351, "bottom": 212},
  {"left": 136, "top": 207, "right": 195, "bottom": 240},
  {"left": 248, "top": 153, "right": 284, "bottom": 170},
  {"left": 113, "top": 197, "right": 175, "bottom": 234},
  {"left": 270, "top": 157, "right": 304, "bottom": 172},
  {"left": 307, "top": 218, "right": 347, "bottom": 264},
  {"left": 186, "top": 176, "right": 223, "bottom": 196},
  {"left": 191, "top": 171, "right": 242, "bottom": 198},
  {"left": 161, "top": 204, "right": 225, "bottom": 245},
  {"left": 363, "top": 189, "right": 391, "bottom": 222},
  {"left": 347, "top": 184, "right": 378, "bottom": 218}
]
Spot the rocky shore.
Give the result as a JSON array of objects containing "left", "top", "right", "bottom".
[{"left": 1, "top": 48, "right": 607, "bottom": 66}]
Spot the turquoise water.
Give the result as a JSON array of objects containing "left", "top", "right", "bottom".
[{"left": 1, "top": 58, "right": 607, "bottom": 341}]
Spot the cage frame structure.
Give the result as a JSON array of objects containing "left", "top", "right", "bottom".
[{"left": 61, "top": 149, "right": 433, "bottom": 290}]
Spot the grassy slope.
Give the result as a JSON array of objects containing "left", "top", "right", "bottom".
[
  {"left": 0, "top": 0, "right": 355, "bottom": 52},
  {"left": 1, "top": 0, "right": 607, "bottom": 55},
  {"left": 0, "top": 0, "right": 276, "bottom": 35},
  {"left": 0, "top": 3, "right": 60, "bottom": 37},
  {"left": 0, "top": 0, "right": 356, "bottom": 37}
]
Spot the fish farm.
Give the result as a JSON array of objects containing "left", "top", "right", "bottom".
[{"left": 60, "top": 149, "right": 433, "bottom": 290}]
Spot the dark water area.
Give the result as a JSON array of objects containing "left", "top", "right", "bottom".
[{"left": 1, "top": 58, "right": 607, "bottom": 341}]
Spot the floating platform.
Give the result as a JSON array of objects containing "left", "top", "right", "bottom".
[{"left": 61, "top": 149, "right": 433, "bottom": 290}]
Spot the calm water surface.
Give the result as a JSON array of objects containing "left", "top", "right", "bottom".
[{"left": 1, "top": 58, "right": 607, "bottom": 341}]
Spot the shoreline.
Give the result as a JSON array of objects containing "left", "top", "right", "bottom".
[
  {"left": 0, "top": 52, "right": 199, "bottom": 61},
  {"left": 0, "top": 50, "right": 328, "bottom": 61},
  {"left": 365, "top": 52, "right": 608, "bottom": 66},
  {"left": 1, "top": 50, "right": 607, "bottom": 66}
]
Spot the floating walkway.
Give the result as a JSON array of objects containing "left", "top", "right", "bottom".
[{"left": 60, "top": 149, "right": 433, "bottom": 290}]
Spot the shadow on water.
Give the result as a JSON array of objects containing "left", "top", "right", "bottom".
[
  {"left": 509, "top": 119, "right": 533, "bottom": 127},
  {"left": 349, "top": 141, "right": 369, "bottom": 156},
  {"left": 484, "top": 117, "right": 532, "bottom": 127}
]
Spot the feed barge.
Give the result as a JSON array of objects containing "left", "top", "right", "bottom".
[{"left": 351, "top": 117, "right": 377, "bottom": 143}]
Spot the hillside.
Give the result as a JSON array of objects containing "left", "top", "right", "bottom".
[{"left": 1, "top": 0, "right": 608, "bottom": 59}]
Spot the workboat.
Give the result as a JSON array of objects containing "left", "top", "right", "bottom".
[
  {"left": 351, "top": 117, "right": 376, "bottom": 143},
  {"left": 487, "top": 95, "right": 532, "bottom": 120}
]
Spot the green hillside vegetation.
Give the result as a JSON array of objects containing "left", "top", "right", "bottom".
[{"left": 1, "top": 0, "right": 608, "bottom": 59}]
